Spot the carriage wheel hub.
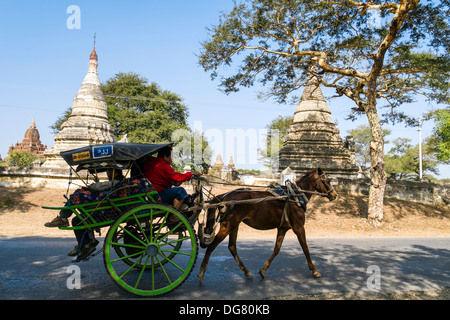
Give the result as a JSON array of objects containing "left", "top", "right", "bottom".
[{"left": 146, "top": 244, "right": 158, "bottom": 257}]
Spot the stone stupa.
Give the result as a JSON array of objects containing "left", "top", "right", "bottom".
[
  {"left": 278, "top": 68, "right": 358, "bottom": 178},
  {"left": 43, "top": 44, "right": 116, "bottom": 168}
]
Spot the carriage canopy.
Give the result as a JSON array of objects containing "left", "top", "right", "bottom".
[{"left": 60, "top": 142, "right": 173, "bottom": 172}]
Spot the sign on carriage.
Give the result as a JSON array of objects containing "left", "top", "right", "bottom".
[
  {"left": 93, "top": 145, "right": 113, "bottom": 159},
  {"left": 72, "top": 150, "right": 90, "bottom": 162}
]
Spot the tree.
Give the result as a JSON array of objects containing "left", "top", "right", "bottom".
[
  {"left": 171, "top": 129, "right": 213, "bottom": 172},
  {"left": 427, "top": 109, "right": 450, "bottom": 163},
  {"left": 5, "top": 151, "right": 38, "bottom": 167},
  {"left": 50, "top": 106, "right": 71, "bottom": 134},
  {"left": 199, "top": 0, "right": 449, "bottom": 226},
  {"left": 385, "top": 137, "right": 439, "bottom": 180},
  {"left": 258, "top": 115, "right": 293, "bottom": 170},
  {"left": 347, "top": 124, "right": 391, "bottom": 169},
  {"left": 102, "top": 72, "right": 189, "bottom": 143}
]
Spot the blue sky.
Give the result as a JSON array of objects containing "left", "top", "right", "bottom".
[{"left": 0, "top": 1, "right": 448, "bottom": 178}]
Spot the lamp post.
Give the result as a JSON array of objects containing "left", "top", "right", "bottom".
[{"left": 418, "top": 118, "right": 423, "bottom": 181}]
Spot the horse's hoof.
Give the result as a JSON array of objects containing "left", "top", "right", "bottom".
[
  {"left": 259, "top": 269, "right": 266, "bottom": 279},
  {"left": 245, "top": 271, "right": 253, "bottom": 278},
  {"left": 197, "top": 273, "right": 204, "bottom": 284},
  {"left": 312, "top": 270, "right": 321, "bottom": 278}
]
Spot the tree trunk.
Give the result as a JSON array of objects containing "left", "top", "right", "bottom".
[{"left": 365, "top": 93, "right": 387, "bottom": 227}]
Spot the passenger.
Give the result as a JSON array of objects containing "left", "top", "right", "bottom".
[
  {"left": 144, "top": 146, "right": 201, "bottom": 211},
  {"left": 44, "top": 168, "right": 124, "bottom": 260},
  {"left": 45, "top": 168, "right": 124, "bottom": 228}
]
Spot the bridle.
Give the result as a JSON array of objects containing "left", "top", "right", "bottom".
[
  {"left": 293, "top": 170, "right": 337, "bottom": 199},
  {"left": 315, "top": 171, "right": 336, "bottom": 199}
]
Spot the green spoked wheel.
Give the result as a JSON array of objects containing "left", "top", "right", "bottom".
[
  {"left": 111, "top": 219, "right": 183, "bottom": 269},
  {"left": 103, "top": 203, "right": 198, "bottom": 296}
]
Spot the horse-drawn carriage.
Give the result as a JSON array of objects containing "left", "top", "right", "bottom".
[{"left": 43, "top": 142, "right": 337, "bottom": 297}]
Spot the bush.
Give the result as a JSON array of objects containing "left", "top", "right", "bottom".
[{"left": 5, "top": 151, "right": 38, "bottom": 167}]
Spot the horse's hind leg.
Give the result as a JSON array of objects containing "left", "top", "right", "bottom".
[
  {"left": 228, "top": 227, "right": 252, "bottom": 278},
  {"left": 259, "top": 228, "right": 288, "bottom": 279}
]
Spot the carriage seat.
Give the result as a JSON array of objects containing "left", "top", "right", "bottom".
[
  {"left": 65, "top": 177, "right": 161, "bottom": 223},
  {"left": 69, "top": 177, "right": 160, "bottom": 205}
]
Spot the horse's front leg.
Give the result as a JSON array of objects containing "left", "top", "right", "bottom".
[
  {"left": 259, "top": 227, "right": 288, "bottom": 279},
  {"left": 292, "top": 223, "right": 321, "bottom": 278},
  {"left": 228, "top": 227, "right": 252, "bottom": 278},
  {"left": 197, "top": 225, "right": 230, "bottom": 284}
]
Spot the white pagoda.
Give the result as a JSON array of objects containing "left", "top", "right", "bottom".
[{"left": 44, "top": 44, "right": 116, "bottom": 168}]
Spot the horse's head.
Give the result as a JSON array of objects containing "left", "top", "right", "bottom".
[{"left": 312, "top": 168, "right": 338, "bottom": 201}]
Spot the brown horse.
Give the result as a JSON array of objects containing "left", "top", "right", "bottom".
[{"left": 197, "top": 168, "right": 337, "bottom": 283}]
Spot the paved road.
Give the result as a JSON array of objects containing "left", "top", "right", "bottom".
[{"left": 1, "top": 236, "right": 449, "bottom": 300}]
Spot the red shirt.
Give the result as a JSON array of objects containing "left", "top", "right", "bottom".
[{"left": 144, "top": 157, "right": 192, "bottom": 192}]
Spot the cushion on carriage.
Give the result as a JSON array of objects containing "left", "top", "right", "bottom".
[{"left": 69, "top": 178, "right": 160, "bottom": 206}]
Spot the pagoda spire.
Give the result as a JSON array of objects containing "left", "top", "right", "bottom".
[
  {"left": 88, "top": 35, "right": 98, "bottom": 74},
  {"left": 71, "top": 40, "right": 107, "bottom": 119},
  {"left": 293, "top": 65, "right": 332, "bottom": 125},
  {"left": 300, "top": 65, "right": 326, "bottom": 103}
]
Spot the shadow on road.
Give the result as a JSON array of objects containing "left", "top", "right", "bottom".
[{"left": 1, "top": 237, "right": 449, "bottom": 300}]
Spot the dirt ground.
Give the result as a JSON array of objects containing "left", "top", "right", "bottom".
[
  {"left": 1, "top": 184, "right": 449, "bottom": 299},
  {"left": 1, "top": 184, "right": 449, "bottom": 238}
]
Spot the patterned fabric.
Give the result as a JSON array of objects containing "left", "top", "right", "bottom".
[{"left": 68, "top": 178, "right": 160, "bottom": 222}]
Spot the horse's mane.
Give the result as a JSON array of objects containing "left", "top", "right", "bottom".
[{"left": 296, "top": 169, "right": 317, "bottom": 186}]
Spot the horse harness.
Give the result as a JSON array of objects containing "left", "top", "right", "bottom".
[
  {"left": 266, "top": 181, "right": 308, "bottom": 228},
  {"left": 211, "top": 170, "right": 334, "bottom": 228},
  {"left": 268, "top": 171, "right": 336, "bottom": 228}
]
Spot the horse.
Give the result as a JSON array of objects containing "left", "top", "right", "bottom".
[{"left": 197, "top": 168, "right": 337, "bottom": 283}]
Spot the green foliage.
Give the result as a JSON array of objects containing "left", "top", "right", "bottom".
[
  {"left": 427, "top": 109, "right": 450, "bottom": 163},
  {"left": 237, "top": 168, "right": 263, "bottom": 175},
  {"left": 258, "top": 115, "right": 293, "bottom": 168},
  {"left": 347, "top": 125, "right": 391, "bottom": 168},
  {"left": 102, "top": 72, "right": 189, "bottom": 143},
  {"left": 266, "top": 115, "right": 293, "bottom": 148},
  {"left": 171, "top": 129, "right": 212, "bottom": 172},
  {"left": 0, "top": 196, "right": 15, "bottom": 208},
  {"left": 5, "top": 151, "right": 38, "bottom": 167},
  {"left": 50, "top": 106, "right": 72, "bottom": 134},
  {"left": 199, "top": 0, "right": 449, "bottom": 124},
  {"left": 384, "top": 137, "right": 438, "bottom": 180}
]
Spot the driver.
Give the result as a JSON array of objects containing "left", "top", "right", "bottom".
[{"left": 144, "top": 146, "right": 201, "bottom": 211}]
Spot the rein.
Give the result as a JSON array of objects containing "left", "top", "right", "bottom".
[{"left": 203, "top": 173, "right": 333, "bottom": 198}]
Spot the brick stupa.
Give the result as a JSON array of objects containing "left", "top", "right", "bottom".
[{"left": 9, "top": 119, "right": 47, "bottom": 159}]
